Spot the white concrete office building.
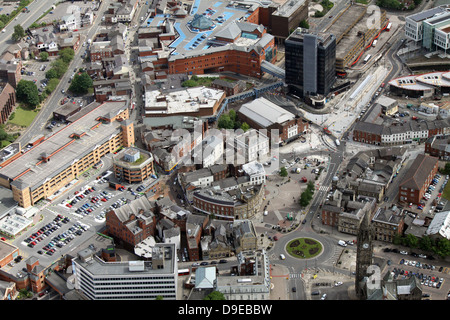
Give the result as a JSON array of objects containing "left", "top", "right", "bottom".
[{"left": 72, "top": 243, "right": 178, "bottom": 300}]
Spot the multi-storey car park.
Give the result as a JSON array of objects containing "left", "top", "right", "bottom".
[
  {"left": 0, "top": 101, "right": 135, "bottom": 208},
  {"left": 324, "top": 3, "right": 388, "bottom": 73}
]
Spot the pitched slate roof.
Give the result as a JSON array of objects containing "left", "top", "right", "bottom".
[{"left": 399, "top": 154, "right": 438, "bottom": 190}]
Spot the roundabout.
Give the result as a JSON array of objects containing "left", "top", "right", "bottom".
[{"left": 286, "top": 237, "right": 323, "bottom": 259}]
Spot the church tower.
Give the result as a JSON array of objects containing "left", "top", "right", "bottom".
[{"left": 355, "top": 210, "right": 374, "bottom": 299}]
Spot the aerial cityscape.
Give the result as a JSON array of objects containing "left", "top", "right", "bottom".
[{"left": 0, "top": 0, "right": 449, "bottom": 303}]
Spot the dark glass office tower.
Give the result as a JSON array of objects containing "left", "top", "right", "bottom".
[{"left": 285, "top": 28, "right": 336, "bottom": 99}]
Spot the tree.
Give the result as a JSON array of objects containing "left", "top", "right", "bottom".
[
  {"left": 307, "top": 181, "right": 315, "bottom": 193},
  {"left": 241, "top": 122, "right": 250, "bottom": 132},
  {"left": 405, "top": 234, "right": 419, "bottom": 248},
  {"left": 45, "top": 68, "right": 58, "bottom": 80},
  {"left": 58, "top": 47, "right": 75, "bottom": 64},
  {"left": 299, "top": 19, "right": 309, "bottom": 29},
  {"left": 419, "top": 235, "right": 434, "bottom": 251},
  {"left": 12, "top": 24, "right": 25, "bottom": 42},
  {"left": 433, "top": 238, "right": 450, "bottom": 258},
  {"left": 50, "top": 59, "right": 68, "bottom": 78},
  {"left": 203, "top": 291, "right": 226, "bottom": 300},
  {"left": 299, "top": 189, "right": 313, "bottom": 207},
  {"left": 218, "top": 114, "right": 234, "bottom": 129},
  {"left": 181, "top": 79, "right": 198, "bottom": 87},
  {"left": 16, "top": 80, "right": 40, "bottom": 107},
  {"left": 280, "top": 167, "right": 288, "bottom": 177},
  {"left": 69, "top": 72, "right": 93, "bottom": 94},
  {"left": 40, "top": 52, "right": 49, "bottom": 61},
  {"left": 45, "top": 78, "right": 59, "bottom": 94},
  {"left": 228, "top": 109, "right": 237, "bottom": 122}
]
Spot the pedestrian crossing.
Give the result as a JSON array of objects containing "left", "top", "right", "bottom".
[
  {"left": 289, "top": 268, "right": 331, "bottom": 279},
  {"left": 318, "top": 186, "right": 329, "bottom": 192}
]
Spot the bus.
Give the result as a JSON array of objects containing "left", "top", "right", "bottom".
[
  {"left": 178, "top": 268, "right": 190, "bottom": 276},
  {"left": 363, "top": 54, "right": 371, "bottom": 63},
  {"left": 386, "top": 22, "right": 391, "bottom": 31}
]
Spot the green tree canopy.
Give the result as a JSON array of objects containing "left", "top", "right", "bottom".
[
  {"left": 218, "top": 114, "right": 234, "bottom": 129},
  {"left": 69, "top": 72, "right": 93, "bottom": 94},
  {"left": 45, "top": 68, "right": 58, "bottom": 80},
  {"left": 280, "top": 167, "right": 288, "bottom": 177},
  {"left": 16, "top": 80, "right": 40, "bottom": 107},
  {"left": 50, "top": 59, "right": 68, "bottom": 79},
  {"left": 40, "top": 52, "right": 49, "bottom": 61},
  {"left": 241, "top": 122, "right": 250, "bottom": 132},
  {"left": 59, "top": 48, "right": 75, "bottom": 64},
  {"left": 45, "top": 78, "right": 59, "bottom": 94},
  {"left": 203, "top": 291, "right": 226, "bottom": 300},
  {"left": 12, "top": 24, "right": 25, "bottom": 42}
]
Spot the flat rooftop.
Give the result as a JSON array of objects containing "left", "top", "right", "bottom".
[
  {"left": 334, "top": 8, "right": 380, "bottom": 60},
  {"left": 144, "top": 86, "right": 224, "bottom": 116},
  {"left": 0, "top": 101, "right": 129, "bottom": 191},
  {"left": 407, "top": 5, "right": 450, "bottom": 23},
  {"left": 272, "top": 0, "right": 307, "bottom": 17}
]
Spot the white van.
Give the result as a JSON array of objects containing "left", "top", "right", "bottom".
[{"left": 338, "top": 240, "right": 347, "bottom": 247}]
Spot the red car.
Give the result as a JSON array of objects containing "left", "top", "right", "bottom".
[
  {"left": 101, "top": 198, "right": 107, "bottom": 202},
  {"left": 66, "top": 204, "right": 72, "bottom": 208}
]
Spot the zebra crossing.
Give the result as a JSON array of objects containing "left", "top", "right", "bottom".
[
  {"left": 289, "top": 268, "right": 331, "bottom": 279},
  {"left": 318, "top": 185, "right": 329, "bottom": 192}
]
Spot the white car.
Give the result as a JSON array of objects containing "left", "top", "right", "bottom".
[
  {"left": 335, "top": 282, "right": 343, "bottom": 287},
  {"left": 320, "top": 294, "right": 327, "bottom": 300},
  {"left": 400, "top": 251, "right": 408, "bottom": 255}
]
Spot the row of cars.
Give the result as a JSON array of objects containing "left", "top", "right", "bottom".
[
  {"left": 417, "top": 174, "right": 447, "bottom": 212},
  {"left": 74, "top": 190, "right": 116, "bottom": 216},
  {"left": 24, "top": 214, "right": 70, "bottom": 248},
  {"left": 38, "top": 221, "right": 89, "bottom": 256},
  {"left": 391, "top": 266, "right": 444, "bottom": 289},
  {"left": 192, "top": 259, "right": 228, "bottom": 267}
]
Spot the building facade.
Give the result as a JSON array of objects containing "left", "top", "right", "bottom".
[
  {"left": 72, "top": 243, "right": 177, "bottom": 300},
  {"left": 112, "top": 147, "right": 154, "bottom": 184},
  {"left": 0, "top": 101, "right": 133, "bottom": 208},
  {"left": 285, "top": 28, "right": 336, "bottom": 101},
  {"left": 398, "top": 154, "right": 439, "bottom": 205}
]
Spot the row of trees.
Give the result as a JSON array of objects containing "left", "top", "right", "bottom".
[
  {"left": 16, "top": 47, "right": 92, "bottom": 107},
  {"left": 0, "top": 0, "right": 31, "bottom": 34},
  {"left": 394, "top": 234, "right": 450, "bottom": 258},
  {"left": 299, "top": 181, "right": 315, "bottom": 207},
  {"left": 376, "top": 0, "right": 422, "bottom": 10}
]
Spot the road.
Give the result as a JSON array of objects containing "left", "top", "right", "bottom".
[
  {"left": 0, "top": 0, "right": 58, "bottom": 52},
  {"left": 16, "top": 0, "right": 111, "bottom": 145}
]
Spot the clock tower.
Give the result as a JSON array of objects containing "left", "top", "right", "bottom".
[{"left": 355, "top": 210, "right": 374, "bottom": 299}]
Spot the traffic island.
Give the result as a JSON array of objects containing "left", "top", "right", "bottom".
[{"left": 286, "top": 237, "right": 323, "bottom": 259}]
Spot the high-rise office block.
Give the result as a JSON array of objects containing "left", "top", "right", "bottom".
[{"left": 285, "top": 28, "right": 336, "bottom": 106}]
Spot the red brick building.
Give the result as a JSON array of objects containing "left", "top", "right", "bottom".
[
  {"left": 168, "top": 21, "right": 277, "bottom": 79},
  {"left": 0, "top": 82, "right": 16, "bottom": 124},
  {"left": 105, "top": 197, "right": 156, "bottom": 250},
  {"left": 398, "top": 154, "right": 439, "bottom": 205}
]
